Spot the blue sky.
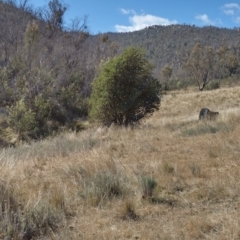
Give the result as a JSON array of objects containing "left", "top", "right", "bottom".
[{"left": 30, "top": 0, "right": 240, "bottom": 34}]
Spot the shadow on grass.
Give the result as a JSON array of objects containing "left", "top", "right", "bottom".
[{"left": 150, "top": 197, "right": 177, "bottom": 206}]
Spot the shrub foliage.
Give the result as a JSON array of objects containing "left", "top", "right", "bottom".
[{"left": 89, "top": 47, "right": 161, "bottom": 126}]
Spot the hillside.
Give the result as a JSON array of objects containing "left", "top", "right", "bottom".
[
  {"left": 106, "top": 25, "right": 240, "bottom": 75},
  {"left": 1, "top": 0, "right": 240, "bottom": 79},
  {"left": 0, "top": 86, "right": 240, "bottom": 239}
]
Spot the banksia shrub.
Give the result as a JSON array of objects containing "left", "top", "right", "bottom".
[{"left": 89, "top": 47, "right": 161, "bottom": 126}]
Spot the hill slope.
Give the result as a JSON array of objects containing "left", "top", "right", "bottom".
[
  {"left": 86, "top": 25, "right": 240, "bottom": 78},
  {"left": 1, "top": 1, "right": 240, "bottom": 79},
  {"left": 1, "top": 86, "right": 240, "bottom": 239}
]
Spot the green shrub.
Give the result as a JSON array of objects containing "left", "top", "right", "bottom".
[
  {"left": 33, "top": 95, "right": 52, "bottom": 135},
  {"left": 165, "top": 77, "right": 196, "bottom": 91},
  {"left": 89, "top": 47, "right": 161, "bottom": 126},
  {"left": 58, "top": 72, "right": 88, "bottom": 118},
  {"left": 7, "top": 97, "right": 53, "bottom": 139},
  {"left": 34, "top": 95, "right": 51, "bottom": 122},
  {"left": 7, "top": 99, "right": 38, "bottom": 137},
  {"left": 141, "top": 176, "right": 157, "bottom": 198},
  {"left": 206, "top": 80, "right": 220, "bottom": 90}
]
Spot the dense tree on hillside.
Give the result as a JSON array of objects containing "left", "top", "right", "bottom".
[
  {"left": 161, "top": 64, "right": 173, "bottom": 90},
  {"left": 184, "top": 43, "right": 215, "bottom": 91},
  {"left": 215, "top": 44, "right": 230, "bottom": 79},
  {"left": 89, "top": 47, "right": 161, "bottom": 126},
  {"left": 0, "top": 0, "right": 92, "bottom": 141},
  {"left": 215, "top": 44, "right": 239, "bottom": 78},
  {"left": 225, "top": 52, "right": 239, "bottom": 76}
]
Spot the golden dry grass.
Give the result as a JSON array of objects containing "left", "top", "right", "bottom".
[{"left": 1, "top": 86, "right": 240, "bottom": 239}]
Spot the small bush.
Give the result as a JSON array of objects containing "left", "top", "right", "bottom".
[
  {"left": 166, "top": 77, "right": 196, "bottom": 91},
  {"left": 7, "top": 99, "right": 38, "bottom": 138},
  {"left": 33, "top": 95, "right": 51, "bottom": 132},
  {"left": 141, "top": 176, "right": 157, "bottom": 198},
  {"left": 205, "top": 80, "right": 220, "bottom": 90}
]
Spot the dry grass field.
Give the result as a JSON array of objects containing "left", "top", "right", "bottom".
[{"left": 1, "top": 86, "right": 240, "bottom": 239}]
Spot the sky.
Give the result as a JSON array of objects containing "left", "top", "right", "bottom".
[{"left": 29, "top": 0, "right": 240, "bottom": 34}]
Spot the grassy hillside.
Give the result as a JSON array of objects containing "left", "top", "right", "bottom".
[
  {"left": 1, "top": 1, "right": 240, "bottom": 146},
  {"left": 1, "top": 86, "right": 240, "bottom": 239}
]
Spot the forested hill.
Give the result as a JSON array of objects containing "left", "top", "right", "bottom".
[
  {"left": 91, "top": 25, "right": 240, "bottom": 75},
  {"left": 1, "top": 0, "right": 240, "bottom": 78}
]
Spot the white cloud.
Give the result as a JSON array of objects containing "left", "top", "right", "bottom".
[
  {"left": 120, "top": 8, "right": 136, "bottom": 15},
  {"left": 224, "top": 9, "right": 234, "bottom": 15},
  {"left": 221, "top": 3, "right": 240, "bottom": 24},
  {"left": 115, "top": 10, "right": 177, "bottom": 32},
  {"left": 222, "top": 3, "right": 240, "bottom": 15},
  {"left": 195, "top": 14, "right": 214, "bottom": 25},
  {"left": 223, "top": 3, "right": 240, "bottom": 10}
]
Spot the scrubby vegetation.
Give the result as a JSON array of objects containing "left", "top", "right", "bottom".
[{"left": 0, "top": 0, "right": 93, "bottom": 143}]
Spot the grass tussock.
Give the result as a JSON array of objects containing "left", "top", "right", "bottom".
[
  {"left": 0, "top": 85, "right": 240, "bottom": 238},
  {"left": 141, "top": 175, "right": 157, "bottom": 198},
  {"left": 119, "top": 199, "right": 140, "bottom": 220},
  {"left": 162, "top": 162, "right": 175, "bottom": 174},
  {"left": 188, "top": 162, "right": 202, "bottom": 177},
  {"left": 81, "top": 170, "right": 128, "bottom": 206},
  {"left": 0, "top": 182, "right": 66, "bottom": 240}
]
